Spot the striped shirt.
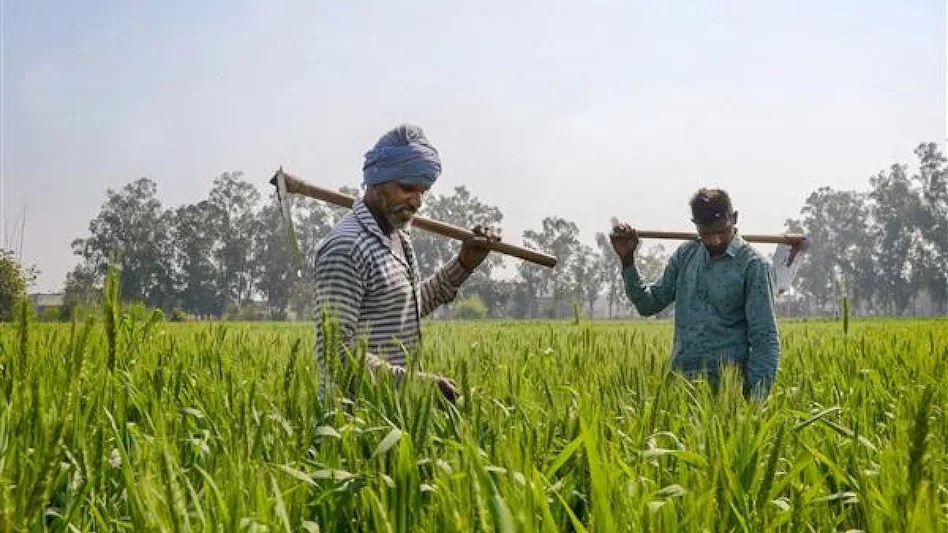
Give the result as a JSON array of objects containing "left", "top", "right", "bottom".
[{"left": 314, "top": 199, "right": 471, "bottom": 393}]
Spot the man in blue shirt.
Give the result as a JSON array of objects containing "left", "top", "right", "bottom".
[{"left": 610, "top": 188, "right": 781, "bottom": 399}]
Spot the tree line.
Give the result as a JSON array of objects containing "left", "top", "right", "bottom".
[{"left": 59, "top": 141, "right": 946, "bottom": 320}]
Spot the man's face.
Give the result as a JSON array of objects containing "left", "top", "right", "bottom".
[
  {"left": 695, "top": 214, "right": 736, "bottom": 256},
  {"left": 373, "top": 180, "right": 429, "bottom": 229}
]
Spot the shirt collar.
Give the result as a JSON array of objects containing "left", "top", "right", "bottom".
[
  {"left": 353, "top": 199, "right": 386, "bottom": 240},
  {"left": 353, "top": 199, "right": 414, "bottom": 265},
  {"left": 724, "top": 232, "right": 744, "bottom": 257},
  {"left": 699, "top": 231, "right": 743, "bottom": 260}
]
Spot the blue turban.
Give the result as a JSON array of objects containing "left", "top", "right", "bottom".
[{"left": 362, "top": 124, "right": 442, "bottom": 187}]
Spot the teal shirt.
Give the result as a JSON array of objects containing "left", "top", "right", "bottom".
[{"left": 622, "top": 234, "right": 781, "bottom": 397}]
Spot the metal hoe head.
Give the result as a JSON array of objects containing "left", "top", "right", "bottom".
[
  {"left": 771, "top": 237, "right": 810, "bottom": 296},
  {"left": 272, "top": 167, "right": 304, "bottom": 278}
]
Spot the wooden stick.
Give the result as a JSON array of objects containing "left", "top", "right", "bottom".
[
  {"left": 271, "top": 169, "right": 559, "bottom": 268},
  {"left": 635, "top": 230, "right": 806, "bottom": 247}
]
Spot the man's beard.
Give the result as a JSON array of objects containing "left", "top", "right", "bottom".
[
  {"left": 395, "top": 215, "right": 414, "bottom": 231},
  {"left": 380, "top": 197, "right": 416, "bottom": 229}
]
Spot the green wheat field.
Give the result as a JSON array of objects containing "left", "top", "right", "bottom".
[{"left": 1, "top": 301, "right": 945, "bottom": 531}]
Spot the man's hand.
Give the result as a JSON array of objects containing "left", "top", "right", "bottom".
[
  {"left": 458, "top": 224, "right": 501, "bottom": 271},
  {"left": 609, "top": 221, "right": 639, "bottom": 267},
  {"left": 417, "top": 372, "right": 460, "bottom": 404},
  {"left": 435, "top": 376, "right": 459, "bottom": 404}
]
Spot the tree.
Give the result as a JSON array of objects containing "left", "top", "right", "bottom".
[
  {"left": 520, "top": 217, "right": 581, "bottom": 318},
  {"left": 293, "top": 196, "right": 335, "bottom": 268},
  {"left": 912, "top": 142, "right": 948, "bottom": 313},
  {"left": 513, "top": 261, "right": 544, "bottom": 318},
  {"left": 0, "top": 250, "right": 37, "bottom": 321},
  {"left": 412, "top": 186, "right": 504, "bottom": 275},
  {"left": 594, "top": 231, "right": 673, "bottom": 319},
  {"left": 172, "top": 200, "right": 226, "bottom": 316},
  {"left": 70, "top": 178, "right": 176, "bottom": 309},
  {"left": 253, "top": 192, "right": 296, "bottom": 318},
  {"left": 459, "top": 275, "right": 516, "bottom": 318},
  {"left": 571, "top": 243, "right": 604, "bottom": 316},
  {"left": 868, "top": 164, "right": 924, "bottom": 314},
  {"left": 914, "top": 142, "right": 948, "bottom": 254},
  {"left": 453, "top": 295, "right": 489, "bottom": 319},
  {"left": 62, "top": 263, "right": 100, "bottom": 315},
  {"left": 208, "top": 171, "right": 261, "bottom": 307},
  {"left": 411, "top": 186, "right": 507, "bottom": 316},
  {"left": 595, "top": 232, "right": 624, "bottom": 318},
  {"left": 286, "top": 189, "right": 357, "bottom": 319},
  {"left": 780, "top": 143, "right": 948, "bottom": 316},
  {"left": 788, "top": 187, "right": 875, "bottom": 315}
]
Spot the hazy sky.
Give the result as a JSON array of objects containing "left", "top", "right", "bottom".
[{"left": 3, "top": 0, "right": 945, "bottom": 292}]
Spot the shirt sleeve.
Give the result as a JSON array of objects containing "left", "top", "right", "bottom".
[
  {"left": 418, "top": 256, "right": 471, "bottom": 318},
  {"left": 743, "top": 258, "right": 781, "bottom": 398},
  {"left": 621, "top": 249, "right": 680, "bottom": 316}
]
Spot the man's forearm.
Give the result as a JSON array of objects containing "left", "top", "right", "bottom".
[
  {"left": 622, "top": 263, "right": 673, "bottom": 316},
  {"left": 419, "top": 256, "right": 471, "bottom": 316}
]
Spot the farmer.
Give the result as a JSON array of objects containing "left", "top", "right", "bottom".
[
  {"left": 609, "top": 188, "right": 781, "bottom": 399},
  {"left": 313, "top": 123, "right": 499, "bottom": 403}
]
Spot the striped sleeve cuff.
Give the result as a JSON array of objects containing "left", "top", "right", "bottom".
[{"left": 443, "top": 256, "right": 473, "bottom": 288}]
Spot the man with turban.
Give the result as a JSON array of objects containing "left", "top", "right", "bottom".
[
  {"left": 609, "top": 188, "right": 781, "bottom": 400},
  {"left": 314, "top": 124, "right": 499, "bottom": 403}
]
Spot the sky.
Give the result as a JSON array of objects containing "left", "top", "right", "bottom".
[{"left": 2, "top": 0, "right": 945, "bottom": 292}]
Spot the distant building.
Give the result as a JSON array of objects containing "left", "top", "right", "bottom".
[{"left": 29, "top": 293, "right": 65, "bottom": 314}]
